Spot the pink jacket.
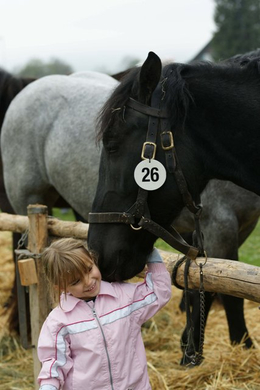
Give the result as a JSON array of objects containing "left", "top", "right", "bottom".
[{"left": 37, "top": 258, "right": 171, "bottom": 390}]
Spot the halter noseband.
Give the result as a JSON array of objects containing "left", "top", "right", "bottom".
[{"left": 89, "top": 74, "right": 204, "bottom": 260}]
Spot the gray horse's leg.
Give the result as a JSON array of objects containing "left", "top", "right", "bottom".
[
  {"left": 7, "top": 182, "right": 60, "bottom": 216},
  {"left": 220, "top": 219, "right": 257, "bottom": 349}
]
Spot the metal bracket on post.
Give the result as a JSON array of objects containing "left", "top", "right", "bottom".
[{"left": 16, "top": 249, "right": 38, "bottom": 286}]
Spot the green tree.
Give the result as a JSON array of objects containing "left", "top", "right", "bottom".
[
  {"left": 212, "top": 0, "right": 260, "bottom": 61},
  {"left": 15, "top": 57, "right": 74, "bottom": 78}
]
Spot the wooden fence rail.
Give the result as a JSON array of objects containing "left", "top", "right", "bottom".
[
  {"left": 0, "top": 211, "right": 89, "bottom": 238},
  {"left": 1, "top": 208, "right": 260, "bottom": 303}
]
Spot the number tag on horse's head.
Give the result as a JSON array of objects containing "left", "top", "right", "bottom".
[{"left": 134, "top": 160, "right": 167, "bottom": 191}]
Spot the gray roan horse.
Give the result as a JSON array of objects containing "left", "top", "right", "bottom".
[
  {"left": 0, "top": 68, "right": 36, "bottom": 333},
  {"left": 1, "top": 71, "right": 119, "bottom": 217},
  {"left": 0, "top": 68, "right": 35, "bottom": 214},
  {"left": 88, "top": 52, "right": 260, "bottom": 363},
  {"left": 0, "top": 71, "right": 119, "bottom": 336},
  {"left": 1, "top": 67, "right": 259, "bottom": 362}
]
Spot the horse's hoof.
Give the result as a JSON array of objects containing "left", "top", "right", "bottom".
[{"left": 244, "top": 337, "right": 253, "bottom": 349}]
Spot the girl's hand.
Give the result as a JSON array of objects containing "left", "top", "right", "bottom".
[{"left": 147, "top": 248, "right": 163, "bottom": 263}]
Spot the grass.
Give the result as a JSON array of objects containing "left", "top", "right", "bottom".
[
  {"left": 53, "top": 208, "right": 260, "bottom": 267},
  {"left": 52, "top": 207, "right": 75, "bottom": 221},
  {"left": 156, "top": 221, "right": 260, "bottom": 267},
  {"left": 239, "top": 219, "right": 260, "bottom": 266}
]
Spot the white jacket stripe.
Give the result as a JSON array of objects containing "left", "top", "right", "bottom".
[{"left": 51, "top": 320, "right": 98, "bottom": 376}]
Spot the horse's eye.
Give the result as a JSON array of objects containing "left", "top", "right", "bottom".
[{"left": 105, "top": 141, "right": 118, "bottom": 154}]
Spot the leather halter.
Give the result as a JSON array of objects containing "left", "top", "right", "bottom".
[{"left": 89, "top": 73, "right": 204, "bottom": 260}]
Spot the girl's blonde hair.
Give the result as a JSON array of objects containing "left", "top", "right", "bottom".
[{"left": 41, "top": 237, "right": 97, "bottom": 304}]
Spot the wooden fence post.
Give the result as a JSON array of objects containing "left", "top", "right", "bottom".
[{"left": 27, "top": 204, "right": 51, "bottom": 389}]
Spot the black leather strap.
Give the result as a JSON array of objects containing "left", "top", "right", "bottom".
[
  {"left": 88, "top": 212, "right": 135, "bottom": 224},
  {"left": 139, "top": 216, "right": 199, "bottom": 260},
  {"left": 127, "top": 98, "right": 169, "bottom": 118}
]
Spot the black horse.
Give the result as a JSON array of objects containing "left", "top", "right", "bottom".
[{"left": 88, "top": 51, "right": 260, "bottom": 363}]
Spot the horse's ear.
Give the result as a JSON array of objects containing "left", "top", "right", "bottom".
[{"left": 138, "top": 52, "right": 162, "bottom": 103}]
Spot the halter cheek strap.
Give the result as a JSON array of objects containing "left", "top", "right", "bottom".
[{"left": 136, "top": 72, "right": 203, "bottom": 253}]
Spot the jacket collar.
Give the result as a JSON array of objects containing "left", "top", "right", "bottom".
[{"left": 60, "top": 280, "right": 117, "bottom": 312}]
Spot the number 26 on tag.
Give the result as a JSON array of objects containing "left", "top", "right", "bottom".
[{"left": 134, "top": 160, "right": 167, "bottom": 191}]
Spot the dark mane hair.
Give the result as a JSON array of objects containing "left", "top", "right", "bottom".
[
  {"left": 97, "top": 55, "right": 260, "bottom": 142},
  {"left": 160, "top": 62, "right": 194, "bottom": 129},
  {"left": 163, "top": 57, "right": 260, "bottom": 127},
  {"left": 226, "top": 48, "right": 260, "bottom": 66},
  {"left": 97, "top": 62, "right": 194, "bottom": 141},
  {"left": 97, "top": 67, "right": 141, "bottom": 141}
]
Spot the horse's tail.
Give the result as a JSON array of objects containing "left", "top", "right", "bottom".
[{"left": 0, "top": 68, "right": 36, "bottom": 130}]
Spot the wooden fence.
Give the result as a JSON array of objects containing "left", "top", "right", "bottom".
[{"left": 1, "top": 204, "right": 260, "bottom": 388}]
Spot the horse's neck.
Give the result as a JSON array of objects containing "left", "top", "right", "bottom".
[{"left": 185, "top": 88, "right": 260, "bottom": 196}]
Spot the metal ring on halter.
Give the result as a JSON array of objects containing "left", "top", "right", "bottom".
[
  {"left": 130, "top": 224, "right": 143, "bottom": 231},
  {"left": 195, "top": 251, "right": 208, "bottom": 267}
]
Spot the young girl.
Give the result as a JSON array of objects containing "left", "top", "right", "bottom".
[{"left": 37, "top": 237, "right": 172, "bottom": 390}]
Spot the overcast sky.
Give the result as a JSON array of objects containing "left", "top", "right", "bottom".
[{"left": 0, "top": 0, "right": 216, "bottom": 74}]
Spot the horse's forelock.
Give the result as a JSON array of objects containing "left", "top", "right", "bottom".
[
  {"left": 96, "top": 67, "right": 141, "bottom": 142},
  {"left": 97, "top": 62, "right": 194, "bottom": 140}
]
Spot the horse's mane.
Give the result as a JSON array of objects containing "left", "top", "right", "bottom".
[
  {"left": 225, "top": 48, "right": 260, "bottom": 66},
  {"left": 97, "top": 63, "right": 193, "bottom": 140},
  {"left": 98, "top": 54, "right": 260, "bottom": 140},
  {"left": 0, "top": 68, "right": 35, "bottom": 129}
]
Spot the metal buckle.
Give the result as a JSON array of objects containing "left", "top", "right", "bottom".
[
  {"left": 161, "top": 131, "right": 174, "bottom": 150},
  {"left": 141, "top": 142, "right": 157, "bottom": 160}
]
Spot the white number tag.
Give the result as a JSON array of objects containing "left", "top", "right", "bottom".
[{"left": 134, "top": 160, "right": 167, "bottom": 191}]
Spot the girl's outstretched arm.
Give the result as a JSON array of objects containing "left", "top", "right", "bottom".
[{"left": 122, "top": 248, "right": 172, "bottom": 326}]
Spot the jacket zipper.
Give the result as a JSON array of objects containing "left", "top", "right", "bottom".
[{"left": 88, "top": 303, "right": 115, "bottom": 390}]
